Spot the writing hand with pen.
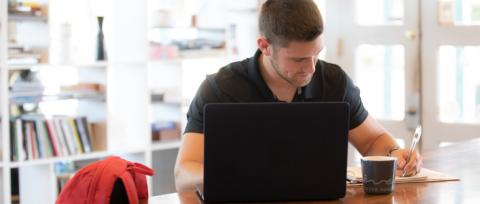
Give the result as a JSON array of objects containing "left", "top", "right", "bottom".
[{"left": 390, "top": 126, "right": 423, "bottom": 177}]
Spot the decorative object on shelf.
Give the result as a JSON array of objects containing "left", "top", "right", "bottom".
[
  {"left": 150, "top": 43, "right": 179, "bottom": 60},
  {"left": 226, "top": 24, "right": 239, "bottom": 55},
  {"left": 57, "top": 22, "right": 72, "bottom": 64},
  {"left": 96, "top": 16, "right": 107, "bottom": 61},
  {"left": 151, "top": 9, "right": 174, "bottom": 27}
]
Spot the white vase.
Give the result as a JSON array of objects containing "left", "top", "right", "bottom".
[{"left": 53, "top": 22, "right": 72, "bottom": 64}]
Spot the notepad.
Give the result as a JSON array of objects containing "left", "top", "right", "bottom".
[{"left": 346, "top": 166, "right": 459, "bottom": 186}]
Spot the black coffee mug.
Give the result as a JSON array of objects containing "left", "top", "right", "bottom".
[{"left": 361, "top": 156, "right": 397, "bottom": 194}]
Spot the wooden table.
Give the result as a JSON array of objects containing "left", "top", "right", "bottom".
[{"left": 149, "top": 138, "right": 480, "bottom": 203}]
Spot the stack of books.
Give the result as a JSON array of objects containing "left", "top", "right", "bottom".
[
  {"left": 9, "top": 81, "right": 45, "bottom": 104},
  {"left": 8, "top": 45, "right": 42, "bottom": 66},
  {"left": 10, "top": 115, "right": 95, "bottom": 161},
  {"left": 9, "top": 70, "right": 45, "bottom": 104},
  {"left": 151, "top": 121, "right": 181, "bottom": 141}
]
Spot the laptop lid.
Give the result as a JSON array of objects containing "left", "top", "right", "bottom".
[{"left": 202, "top": 102, "right": 350, "bottom": 202}]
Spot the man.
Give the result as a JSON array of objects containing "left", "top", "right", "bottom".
[{"left": 174, "top": 0, "right": 422, "bottom": 192}]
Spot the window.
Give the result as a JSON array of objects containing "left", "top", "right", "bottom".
[
  {"left": 355, "top": 44, "right": 405, "bottom": 120},
  {"left": 356, "top": 0, "right": 404, "bottom": 25},
  {"left": 438, "top": 0, "right": 480, "bottom": 26},
  {"left": 437, "top": 46, "right": 480, "bottom": 123}
]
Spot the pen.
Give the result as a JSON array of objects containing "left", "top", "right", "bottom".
[{"left": 402, "top": 125, "right": 422, "bottom": 177}]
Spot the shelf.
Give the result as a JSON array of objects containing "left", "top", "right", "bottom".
[
  {"left": 6, "top": 141, "right": 180, "bottom": 168},
  {"left": 10, "top": 152, "right": 109, "bottom": 168},
  {"left": 151, "top": 140, "right": 181, "bottom": 151},
  {"left": 10, "top": 92, "right": 106, "bottom": 104},
  {"left": 151, "top": 101, "right": 183, "bottom": 106},
  {"left": 8, "top": 14, "right": 48, "bottom": 22},
  {"left": 9, "top": 148, "right": 147, "bottom": 168},
  {"left": 149, "top": 48, "right": 229, "bottom": 63},
  {"left": 8, "top": 62, "right": 108, "bottom": 71},
  {"left": 179, "top": 49, "right": 228, "bottom": 59},
  {"left": 148, "top": 27, "right": 225, "bottom": 49}
]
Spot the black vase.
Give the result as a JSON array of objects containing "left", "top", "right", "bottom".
[{"left": 96, "top": 16, "right": 107, "bottom": 61}]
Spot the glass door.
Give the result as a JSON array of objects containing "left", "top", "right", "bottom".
[
  {"left": 324, "top": 0, "right": 421, "bottom": 149},
  {"left": 422, "top": 0, "right": 480, "bottom": 150}
]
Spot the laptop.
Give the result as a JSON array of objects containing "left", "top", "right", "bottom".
[{"left": 198, "top": 102, "right": 350, "bottom": 203}]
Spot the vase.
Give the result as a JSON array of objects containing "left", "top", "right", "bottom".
[{"left": 96, "top": 16, "right": 107, "bottom": 61}]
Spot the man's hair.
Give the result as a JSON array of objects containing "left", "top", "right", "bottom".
[{"left": 259, "top": 0, "right": 324, "bottom": 48}]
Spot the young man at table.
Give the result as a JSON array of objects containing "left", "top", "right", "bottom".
[{"left": 174, "top": 0, "right": 422, "bottom": 191}]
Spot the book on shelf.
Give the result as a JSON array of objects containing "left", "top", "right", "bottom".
[
  {"left": 10, "top": 82, "right": 45, "bottom": 94},
  {"left": 8, "top": 71, "right": 106, "bottom": 104},
  {"left": 9, "top": 115, "right": 98, "bottom": 161},
  {"left": 68, "top": 118, "right": 85, "bottom": 154},
  {"left": 8, "top": 45, "right": 42, "bottom": 66},
  {"left": 11, "top": 168, "right": 19, "bottom": 204},
  {"left": 90, "top": 122, "right": 107, "bottom": 151},
  {"left": 60, "top": 83, "right": 106, "bottom": 94},
  {"left": 76, "top": 117, "right": 92, "bottom": 153},
  {"left": 51, "top": 118, "right": 69, "bottom": 156},
  {"left": 54, "top": 161, "right": 76, "bottom": 194},
  {"left": 8, "top": 1, "right": 47, "bottom": 17},
  {"left": 9, "top": 71, "right": 44, "bottom": 92},
  {"left": 7, "top": 55, "right": 40, "bottom": 66},
  {"left": 9, "top": 69, "right": 45, "bottom": 103},
  {"left": 44, "top": 119, "right": 59, "bottom": 157},
  {"left": 151, "top": 121, "right": 181, "bottom": 142},
  {"left": 10, "top": 120, "right": 19, "bottom": 161},
  {"left": 55, "top": 117, "right": 74, "bottom": 155},
  {"left": 57, "top": 174, "right": 74, "bottom": 194}
]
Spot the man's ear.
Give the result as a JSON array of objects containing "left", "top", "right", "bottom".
[{"left": 257, "top": 37, "right": 272, "bottom": 56}]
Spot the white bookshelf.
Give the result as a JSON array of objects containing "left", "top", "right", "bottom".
[
  {"left": 145, "top": 0, "right": 261, "bottom": 196},
  {"left": 1, "top": 0, "right": 11, "bottom": 203},
  {"left": 0, "top": 0, "right": 172, "bottom": 203},
  {"left": 1, "top": 0, "right": 263, "bottom": 202},
  {"left": 8, "top": 62, "right": 108, "bottom": 71}
]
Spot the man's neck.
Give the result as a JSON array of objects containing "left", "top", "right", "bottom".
[{"left": 259, "top": 53, "right": 297, "bottom": 102}]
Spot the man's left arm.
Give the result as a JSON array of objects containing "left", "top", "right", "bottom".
[{"left": 348, "top": 114, "right": 422, "bottom": 176}]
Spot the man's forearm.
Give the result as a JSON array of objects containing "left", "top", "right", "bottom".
[
  {"left": 174, "top": 161, "right": 204, "bottom": 192},
  {"left": 365, "top": 133, "right": 400, "bottom": 156}
]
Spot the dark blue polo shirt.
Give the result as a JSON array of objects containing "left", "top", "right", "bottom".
[{"left": 185, "top": 50, "right": 368, "bottom": 133}]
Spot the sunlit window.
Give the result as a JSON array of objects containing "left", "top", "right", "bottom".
[
  {"left": 355, "top": 44, "right": 405, "bottom": 120},
  {"left": 438, "top": 46, "right": 480, "bottom": 123},
  {"left": 438, "top": 0, "right": 480, "bottom": 26},
  {"left": 356, "top": 0, "right": 404, "bottom": 25}
]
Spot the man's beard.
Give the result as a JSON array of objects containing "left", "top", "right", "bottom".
[{"left": 269, "top": 57, "right": 312, "bottom": 87}]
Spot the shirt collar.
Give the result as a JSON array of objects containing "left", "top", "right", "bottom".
[{"left": 247, "top": 49, "right": 276, "bottom": 101}]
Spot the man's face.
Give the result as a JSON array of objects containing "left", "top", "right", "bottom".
[{"left": 269, "top": 36, "right": 324, "bottom": 87}]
